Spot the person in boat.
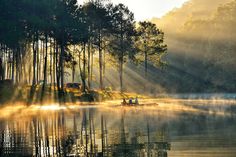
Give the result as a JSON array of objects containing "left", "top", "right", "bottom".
[
  {"left": 122, "top": 98, "right": 127, "bottom": 105},
  {"left": 135, "top": 97, "right": 139, "bottom": 105},
  {"left": 129, "top": 98, "right": 133, "bottom": 105}
]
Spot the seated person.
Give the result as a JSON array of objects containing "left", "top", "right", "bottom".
[
  {"left": 135, "top": 97, "right": 139, "bottom": 105},
  {"left": 129, "top": 98, "right": 133, "bottom": 105},
  {"left": 122, "top": 98, "right": 127, "bottom": 105}
]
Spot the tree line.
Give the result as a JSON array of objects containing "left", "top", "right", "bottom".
[{"left": 0, "top": 0, "right": 167, "bottom": 95}]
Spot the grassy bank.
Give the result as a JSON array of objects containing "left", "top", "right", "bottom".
[{"left": 0, "top": 84, "right": 150, "bottom": 105}]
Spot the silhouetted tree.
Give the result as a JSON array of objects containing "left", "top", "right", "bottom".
[
  {"left": 108, "top": 4, "right": 136, "bottom": 92},
  {"left": 135, "top": 21, "right": 167, "bottom": 78},
  {"left": 82, "top": 1, "right": 112, "bottom": 90}
]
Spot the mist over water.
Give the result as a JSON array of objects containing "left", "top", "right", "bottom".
[{"left": 0, "top": 96, "right": 236, "bottom": 156}]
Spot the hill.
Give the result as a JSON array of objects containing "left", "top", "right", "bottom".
[{"left": 147, "top": 0, "right": 236, "bottom": 93}]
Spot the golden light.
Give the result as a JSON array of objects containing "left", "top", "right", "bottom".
[{"left": 34, "top": 104, "right": 67, "bottom": 111}]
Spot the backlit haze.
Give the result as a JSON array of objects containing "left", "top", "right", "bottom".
[{"left": 77, "top": 0, "right": 189, "bottom": 21}]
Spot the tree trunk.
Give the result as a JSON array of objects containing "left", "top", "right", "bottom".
[
  {"left": 103, "top": 50, "right": 106, "bottom": 78},
  {"left": 120, "top": 30, "right": 124, "bottom": 93},
  {"left": 50, "top": 38, "right": 53, "bottom": 85},
  {"left": 36, "top": 38, "right": 39, "bottom": 84},
  {"left": 53, "top": 39, "right": 56, "bottom": 91},
  {"left": 55, "top": 42, "right": 60, "bottom": 100},
  {"left": 32, "top": 35, "right": 37, "bottom": 86},
  {"left": 60, "top": 44, "right": 65, "bottom": 94},
  {"left": 78, "top": 48, "right": 83, "bottom": 89},
  {"left": 15, "top": 47, "right": 20, "bottom": 84},
  {"left": 72, "top": 46, "right": 76, "bottom": 83},
  {"left": 41, "top": 34, "right": 48, "bottom": 102},
  {"left": 119, "top": 59, "right": 123, "bottom": 92},
  {"left": 98, "top": 32, "right": 103, "bottom": 90},
  {"left": 90, "top": 48, "right": 94, "bottom": 89},
  {"left": 7, "top": 48, "right": 10, "bottom": 79},
  {"left": 145, "top": 50, "right": 148, "bottom": 78},
  {"left": 39, "top": 41, "right": 43, "bottom": 82},
  {"left": 82, "top": 43, "right": 86, "bottom": 92},
  {"left": 12, "top": 50, "right": 15, "bottom": 82},
  {"left": 56, "top": 43, "right": 60, "bottom": 88},
  {"left": 87, "top": 41, "right": 91, "bottom": 89}
]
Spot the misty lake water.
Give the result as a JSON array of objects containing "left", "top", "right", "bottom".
[{"left": 0, "top": 96, "right": 236, "bottom": 157}]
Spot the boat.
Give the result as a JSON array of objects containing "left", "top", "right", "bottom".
[{"left": 120, "top": 102, "right": 158, "bottom": 107}]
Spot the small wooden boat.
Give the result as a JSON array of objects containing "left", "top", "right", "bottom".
[{"left": 120, "top": 102, "right": 158, "bottom": 107}]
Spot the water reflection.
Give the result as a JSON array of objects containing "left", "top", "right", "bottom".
[
  {"left": 0, "top": 99, "right": 236, "bottom": 157},
  {"left": 0, "top": 110, "right": 171, "bottom": 157}
]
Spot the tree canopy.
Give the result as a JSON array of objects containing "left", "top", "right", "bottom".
[{"left": 0, "top": 0, "right": 167, "bottom": 96}]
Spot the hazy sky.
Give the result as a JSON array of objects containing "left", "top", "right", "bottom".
[{"left": 77, "top": 0, "right": 189, "bottom": 21}]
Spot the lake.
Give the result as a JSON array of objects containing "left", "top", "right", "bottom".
[{"left": 0, "top": 98, "right": 236, "bottom": 157}]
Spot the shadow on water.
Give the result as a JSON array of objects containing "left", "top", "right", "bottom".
[{"left": 0, "top": 99, "right": 236, "bottom": 157}]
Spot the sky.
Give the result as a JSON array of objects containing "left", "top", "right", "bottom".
[{"left": 77, "top": 0, "right": 189, "bottom": 21}]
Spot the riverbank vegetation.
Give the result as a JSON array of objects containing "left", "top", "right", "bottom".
[
  {"left": 0, "top": 82, "right": 150, "bottom": 104},
  {"left": 0, "top": 0, "right": 166, "bottom": 104}
]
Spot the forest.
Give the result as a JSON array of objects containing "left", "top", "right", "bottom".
[{"left": 0, "top": 0, "right": 167, "bottom": 102}]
